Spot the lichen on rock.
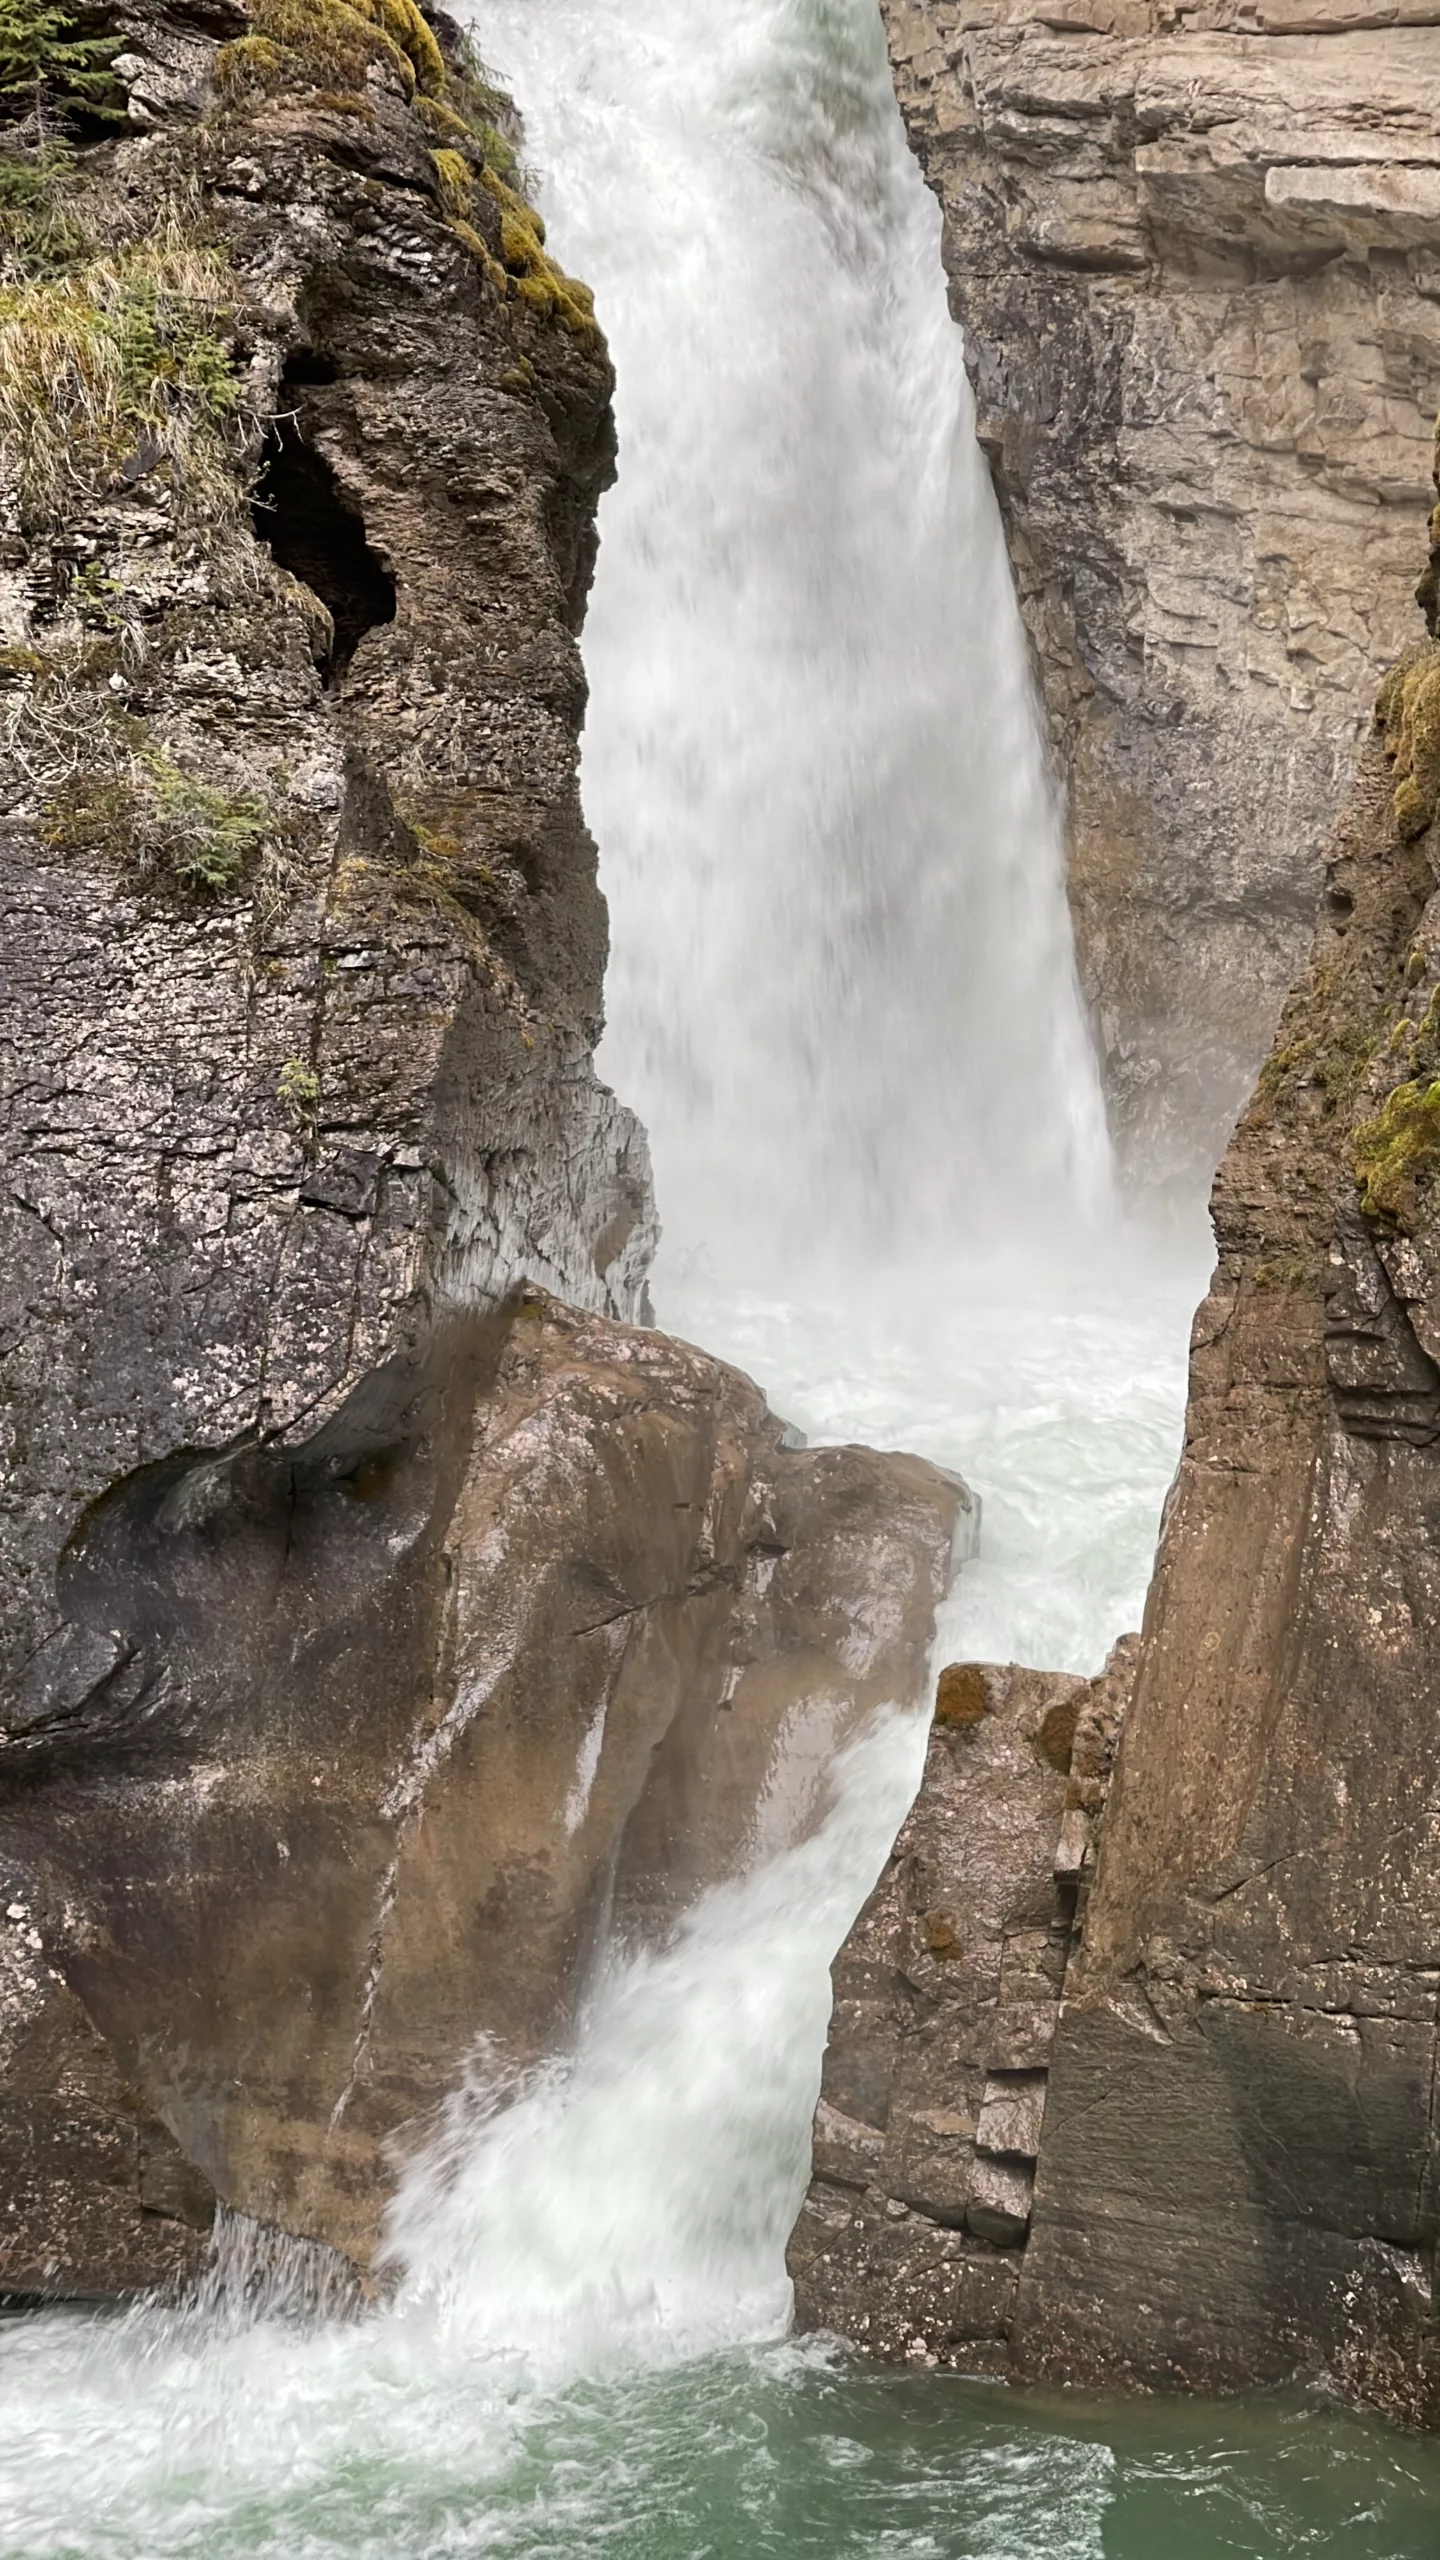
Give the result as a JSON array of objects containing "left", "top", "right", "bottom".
[{"left": 1377, "top": 640, "right": 1440, "bottom": 844}]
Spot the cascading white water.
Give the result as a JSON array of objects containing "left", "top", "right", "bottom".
[
  {"left": 481, "top": 0, "right": 1210, "bottom": 1679},
  {"left": 0, "top": 7, "right": 1273, "bottom": 2554},
  {"left": 486, "top": 0, "right": 1110, "bottom": 1278}
]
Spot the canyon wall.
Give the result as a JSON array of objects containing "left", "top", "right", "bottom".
[
  {"left": 0, "top": 0, "right": 965, "bottom": 2295},
  {"left": 880, "top": 0, "right": 1440, "bottom": 1182},
  {"left": 1014, "top": 537, "right": 1440, "bottom": 2425},
  {"left": 794, "top": 450, "right": 1440, "bottom": 2426}
]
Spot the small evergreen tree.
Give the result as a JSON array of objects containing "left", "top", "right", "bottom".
[
  {"left": 0, "top": 0, "right": 123, "bottom": 268},
  {"left": 0, "top": 0, "right": 123, "bottom": 137}
]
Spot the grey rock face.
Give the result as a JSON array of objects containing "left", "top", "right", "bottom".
[
  {"left": 881, "top": 0, "right": 1440, "bottom": 1182},
  {"left": 787, "top": 1646, "right": 1134, "bottom": 2368},
  {"left": 0, "top": 0, "right": 654, "bottom": 2294},
  {"left": 0, "top": 4, "right": 967, "bottom": 2298},
  {"left": 1, "top": 0, "right": 654, "bottom": 1692}
]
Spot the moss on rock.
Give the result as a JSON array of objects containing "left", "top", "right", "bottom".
[
  {"left": 1376, "top": 641, "right": 1440, "bottom": 843},
  {"left": 42, "top": 740, "right": 274, "bottom": 896},
  {"left": 934, "top": 1662, "right": 989, "bottom": 1731},
  {"left": 216, "top": 0, "right": 445, "bottom": 109},
  {"left": 479, "top": 165, "right": 594, "bottom": 334},
  {"left": 1351, "top": 1076, "right": 1440, "bottom": 1230}
]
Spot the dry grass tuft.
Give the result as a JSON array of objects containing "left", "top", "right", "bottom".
[{"left": 0, "top": 235, "right": 247, "bottom": 527}]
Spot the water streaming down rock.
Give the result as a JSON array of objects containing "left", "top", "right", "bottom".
[{"left": 480, "top": 0, "right": 1112, "bottom": 1285}]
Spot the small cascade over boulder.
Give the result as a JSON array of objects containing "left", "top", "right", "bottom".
[{"left": 2, "top": 1292, "right": 964, "bottom": 2289}]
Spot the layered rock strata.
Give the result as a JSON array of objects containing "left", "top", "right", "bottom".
[
  {"left": 1015, "top": 523, "right": 1440, "bottom": 2427},
  {"left": 881, "top": 0, "right": 1440, "bottom": 1181},
  {"left": 788, "top": 1644, "right": 1133, "bottom": 2367}
]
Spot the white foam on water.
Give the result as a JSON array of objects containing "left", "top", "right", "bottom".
[{"left": 0, "top": 1719, "right": 934, "bottom": 2558}]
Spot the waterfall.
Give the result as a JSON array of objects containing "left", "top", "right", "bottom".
[
  {"left": 481, "top": 0, "right": 1207, "bottom": 1680},
  {"left": 482, "top": 0, "right": 1111, "bottom": 1286},
  {"left": 0, "top": 6, "right": 1229, "bottom": 2551}
]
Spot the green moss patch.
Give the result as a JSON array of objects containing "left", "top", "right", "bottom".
[
  {"left": 1351, "top": 1076, "right": 1440, "bottom": 1230},
  {"left": 1376, "top": 642, "right": 1440, "bottom": 843},
  {"left": 43, "top": 741, "right": 272, "bottom": 894},
  {"left": 216, "top": 0, "right": 444, "bottom": 110},
  {"left": 478, "top": 166, "right": 594, "bottom": 333}
]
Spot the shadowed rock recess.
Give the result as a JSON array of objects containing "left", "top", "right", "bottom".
[
  {"left": 881, "top": 0, "right": 1440, "bottom": 1183},
  {"left": 0, "top": 0, "right": 965, "bottom": 2293},
  {"left": 794, "top": 440, "right": 1440, "bottom": 2426}
]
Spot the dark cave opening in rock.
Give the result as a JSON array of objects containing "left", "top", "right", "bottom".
[{"left": 252, "top": 409, "right": 396, "bottom": 679}]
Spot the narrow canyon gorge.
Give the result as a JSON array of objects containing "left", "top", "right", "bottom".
[{"left": 1, "top": 0, "right": 1440, "bottom": 2547}]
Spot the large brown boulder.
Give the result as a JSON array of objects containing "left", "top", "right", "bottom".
[{"left": 1, "top": 1291, "right": 964, "bottom": 2290}]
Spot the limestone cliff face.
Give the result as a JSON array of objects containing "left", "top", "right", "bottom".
[
  {"left": 1014, "top": 549, "right": 1440, "bottom": 2426},
  {"left": 881, "top": 0, "right": 1440, "bottom": 1182},
  {"left": 1, "top": 0, "right": 656, "bottom": 1701},
  {"left": 0, "top": 0, "right": 968, "bottom": 2296},
  {"left": 0, "top": 0, "right": 653, "bottom": 2293},
  {"left": 794, "top": 456, "right": 1440, "bottom": 2425}
]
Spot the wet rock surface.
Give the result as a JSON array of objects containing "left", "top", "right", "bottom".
[
  {"left": 0, "top": 0, "right": 667, "bottom": 2293},
  {"left": 788, "top": 1644, "right": 1133, "bottom": 2368},
  {"left": 1, "top": 1290, "right": 964, "bottom": 2284},
  {"left": 1011, "top": 456, "right": 1440, "bottom": 2427},
  {"left": 881, "top": 0, "right": 1440, "bottom": 1182}
]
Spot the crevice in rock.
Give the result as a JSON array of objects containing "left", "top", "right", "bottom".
[{"left": 252, "top": 382, "right": 396, "bottom": 681}]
